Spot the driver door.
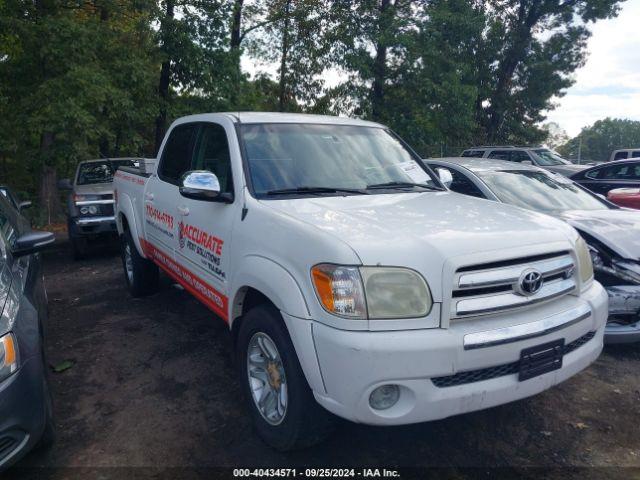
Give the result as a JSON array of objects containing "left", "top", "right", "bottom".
[{"left": 173, "top": 121, "right": 238, "bottom": 321}]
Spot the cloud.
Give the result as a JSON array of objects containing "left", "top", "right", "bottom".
[{"left": 545, "top": 0, "right": 640, "bottom": 136}]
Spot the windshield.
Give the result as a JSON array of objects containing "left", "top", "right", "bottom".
[
  {"left": 478, "top": 170, "right": 609, "bottom": 213},
  {"left": 532, "top": 149, "right": 570, "bottom": 166},
  {"left": 240, "top": 124, "right": 439, "bottom": 196},
  {"left": 76, "top": 160, "right": 135, "bottom": 185}
]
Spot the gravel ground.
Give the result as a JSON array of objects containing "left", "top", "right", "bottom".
[{"left": 9, "top": 235, "right": 640, "bottom": 479}]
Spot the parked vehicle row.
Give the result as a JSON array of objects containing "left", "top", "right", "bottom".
[
  {"left": 2, "top": 114, "right": 634, "bottom": 463},
  {"left": 114, "top": 113, "right": 607, "bottom": 451}
]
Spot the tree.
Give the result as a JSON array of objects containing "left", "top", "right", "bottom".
[
  {"left": 543, "top": 122, "right": 569, "bottom": 150},
  {"left": 0, "top": 0, "right": 157, "bottom": 223},
  {"left": 474, "top": 0, "right": 622, "bottom": 144},
  {"left": 558, "top": 118, "right": 640, "bottom": 162},
  {"left": 248, "top": 0, "right": 331, "bottom": 112}
]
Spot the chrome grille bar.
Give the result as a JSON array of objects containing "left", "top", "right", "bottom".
[{"left": 458, "top": 255, "right": 574, "bottom": 289}]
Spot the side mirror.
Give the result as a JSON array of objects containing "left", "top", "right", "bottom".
[
  {"left": 12, "top": 231, "right": 55, "bottom": 258},
  {"left": 436, "top": 168, "right": 453, "bottom": 188},
  {"left": 521, "top": 160, "right": 533, "bottom": 165},
  {"left": 18, "top": 201, "right": 32, "bottom": 211},
  {"left": 58, "top": 178, "right": 73, "bottom": 190},
  {"left": 179, "top": 171, "right": 232, "bottom": 203}
]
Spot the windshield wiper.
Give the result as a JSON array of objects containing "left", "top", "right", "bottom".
[
  {"left": 266, "top": 186, "right": 369, "bottom": 196},
  {"left": 366, "top": 181, "right": 443, "bottom": 191}
]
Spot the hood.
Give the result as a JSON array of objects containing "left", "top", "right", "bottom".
[
  {"left": 74, "top": 183, "right": 114, "bottom": 196},
  {"left": 545, "top": 164, "right": 588, "bottom": 176},
  {"left": 559, "top": 209, "right": 640, "bottom": 260},
  {"left": 263, "top": 191, "right": 576, "bottom": 287}
]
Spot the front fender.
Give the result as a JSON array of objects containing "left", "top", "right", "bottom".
[
  {"left": 116, "top": 193, "right": 146, "bottom": 258},
  {"left": 230, "top": 255, "right": 311, "bottom": 323}
]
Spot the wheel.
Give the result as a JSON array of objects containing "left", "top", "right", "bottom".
[
  {"left": 70, "top": 235, "right": 87, "bottom": 261},
  {"left": 121, "top": 229, "right": 159, "bottom": 297},
  {"left": 236, "top": 303, "right": 336, "bottom": 450}
]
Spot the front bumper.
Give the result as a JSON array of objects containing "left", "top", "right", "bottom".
[
  {"left": 0, "top": 357, "right": 47, "bottom": 469},
  {"left": 605, "top": 285, "right": 640, "bottom": 344},
  {"left": 301, "top": 282, "right": 607, "bottom": 426},
  {"left": 69, "top": 215, "right": 117, "bottom": 238}
]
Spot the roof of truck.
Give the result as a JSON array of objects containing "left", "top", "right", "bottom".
[
  {"left": 175, "top": 112, "right": 385, "bottom": 128},
  {"left": 79, "top": 157, "right": 141, "bottom": 164},
  {"left": 427, "top": 157, "right": 543, "bottom": 174}
]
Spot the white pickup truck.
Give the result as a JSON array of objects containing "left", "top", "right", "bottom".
[{"left": 114, "top": 112, "right": 608, "bottom": 450}]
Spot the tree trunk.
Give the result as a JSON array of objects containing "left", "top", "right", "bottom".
[
  {"left": 370, "top": 0, "right": 392, "bottom": 121},
  {"left": 154, "top": 0, "right": 175, "bottom": 155},
  {"left": 38, "top": 132, "right": 63, "bottom": 225},
  {"left": 485, "top": 3, "right": 540, "bottom": 141},
  {"left": 278, "top": 0, "right": 292, "bottom": 112},
  {"left": 230, "top": 0, "right": 244, "bottom": 107}
]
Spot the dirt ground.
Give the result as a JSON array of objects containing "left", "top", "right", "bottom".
[{"left": 9, "top": 235, "right": 640, "bottom": 479}]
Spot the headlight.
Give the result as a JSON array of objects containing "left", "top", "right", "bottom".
[
  {"left": 0, "top": 333, "right": 18, "bottom": 382},
  {"left": 361, "top": 267, "right": 432, "bottom": 318},
  {"left": 576, "top": 237, "right": 594, "bottom": 284},
  {"left": 311, "top": 265, "right": 367, "bottom": 318},
  {"left": 311, "top": 264, "right": 432, "bottom": 319},
  {"left": 79, "top": 205, "right": 99, "bottom": 215}
]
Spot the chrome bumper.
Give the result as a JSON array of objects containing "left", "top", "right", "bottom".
[
  {"left": 75, "top": 216, "right": 116, "bottom": 225},
  {"left": 463, "top": 303, "right": 591, "bottom": 350}
]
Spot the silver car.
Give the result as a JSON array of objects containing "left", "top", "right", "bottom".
[{"left": 428, "top": 156, "right": 640, "bottom": 344}]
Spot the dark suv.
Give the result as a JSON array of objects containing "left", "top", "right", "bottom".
[
  {"left": 461, "top": 146, "right": 587, "bottom": 177},
  {"left": 0, "top": 193, "right": 55, "bottom": 470}
]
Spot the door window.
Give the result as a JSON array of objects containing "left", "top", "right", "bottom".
[
  {"left": 192, "top": 124, "right": 233, "bottom": 194},
  {"left": 440, "top": 167, "right": 486, "bottom": 198},
  {"left": 487, "top": 150, "right": 511, "bottom": 161},
  {"left": 158, "top": 124, "right": 198, "bottom": 185},
  {"left": 614, "top": 151, "right": 628, "bottom": 160},
  {"left": 632, "top": 151, "right": 640, "bottom": 159},
  {"left": 510, "top": 151, "right": 532, "bottom": 163},
  {"left": 598, "top": 163, "right": 640, "bottom": 180}
]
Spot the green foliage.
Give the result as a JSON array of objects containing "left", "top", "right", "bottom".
[
  {"left": 0, "top": 0, "right": 628, "bottom": 222},
  {"left": 558, "top": 118, "right": 640, "bottom": 163}
]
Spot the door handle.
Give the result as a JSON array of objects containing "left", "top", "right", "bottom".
[
  {"left": 145, "top": 193, "right": 154, "bottom": 201},
  {"left": 177, "top": 205, "right": 189, "bottom": 216}
]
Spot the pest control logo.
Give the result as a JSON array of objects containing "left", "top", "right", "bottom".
[{"left": 178, "top": 221, "right": 186, "bottom": 249}]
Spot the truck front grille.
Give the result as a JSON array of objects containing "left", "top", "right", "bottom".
[
  {"left": 431, "top": 330, "right": 596, "bottom": 388},
  {"left": 451, "top": 251, "right": 576, "bottom": 319}
]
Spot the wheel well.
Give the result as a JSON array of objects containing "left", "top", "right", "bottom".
[
  {"left": 120, "top": 213, "right": 130, "bottom": 232},
  {"left": 231, "top": 287, "right": 278, "bottom": 347}
]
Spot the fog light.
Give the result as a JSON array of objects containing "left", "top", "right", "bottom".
[{"left": 369, "top": 384, "right": 400, "bottom": 410}]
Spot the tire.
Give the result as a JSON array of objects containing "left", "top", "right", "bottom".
[
  {"left": 70, "top": 235, "right": 87, "bottom": 261},
  {"left": 236, "top": 303, "right": 336, "bottom": 450},
  {"left": 121, "top": 229, "right": 159, "bottom": 297}
]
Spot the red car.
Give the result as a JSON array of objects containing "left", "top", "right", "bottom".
[{"left": 607, "top": 188, "right": 640, "bottom": 209}]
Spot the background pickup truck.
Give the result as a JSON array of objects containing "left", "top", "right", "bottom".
[
  {"left": 114, "top": 112, "right": 608, "bottom": 450},
  {"left": 59, "top": 158, "right": 138, "bottom": 259}
]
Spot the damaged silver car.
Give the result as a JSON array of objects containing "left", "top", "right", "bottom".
[{"left": 427, "top": 157, "right": 640, "bottom": 344}]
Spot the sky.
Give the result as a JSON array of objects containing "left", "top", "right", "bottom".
[{"left": 545, "top": 0, "right": 640, "bottom": 136}]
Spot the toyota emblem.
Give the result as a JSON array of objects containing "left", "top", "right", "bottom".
[{"left": 515, "top": 269, "right": 543, "bottom": 296}]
